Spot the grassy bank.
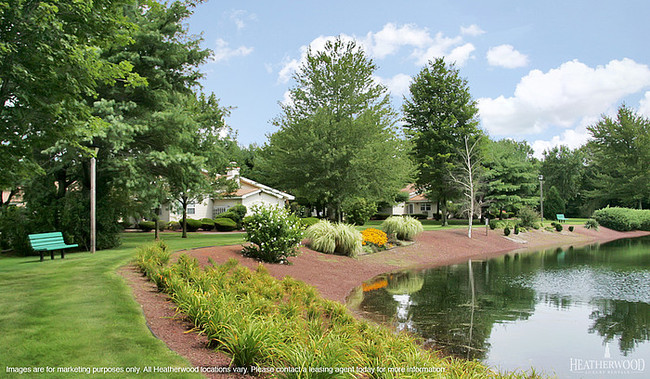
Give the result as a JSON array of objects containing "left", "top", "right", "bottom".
[{"left": 0, "top": 232, "right": 244, "bottom": 378}]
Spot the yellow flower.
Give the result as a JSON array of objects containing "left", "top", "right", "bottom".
[{"left": 361, "top": 228, "right": 387, "bottom": 247}]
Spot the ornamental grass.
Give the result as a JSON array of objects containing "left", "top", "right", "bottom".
[
  {"left": 134, "top": 241, "right": 524, "bottom": 378},
  {"left": 305, "top": 220, "right": 362, "bottom": 257},
  {"left": 381, "top": 216, "right": 424, "bottom": 241}
]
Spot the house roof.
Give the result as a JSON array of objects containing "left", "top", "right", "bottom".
[
  {"left": 222, "top": 176, "right": 295, "bottom": 201},
  {"left": 401, "top": 184, "right": 430, "bottom": 203}
]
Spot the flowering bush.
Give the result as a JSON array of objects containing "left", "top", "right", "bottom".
[
  {"left": 242, "top": 205, "right": 304, "bottom": 263},
  {"left": 361, "top": 228, "right": 388, "bottom": 248}
]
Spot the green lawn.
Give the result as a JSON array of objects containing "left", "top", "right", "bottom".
[
  {"left": 0, "top": 232, "right": 244, "bottom": 378},
  {"left": 361, "top": 217, "right": 591, "bottom": 231}
]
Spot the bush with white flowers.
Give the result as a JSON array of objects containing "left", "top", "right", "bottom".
[{"left": 242, "top": 205, "right": 304, "bottom": 263}]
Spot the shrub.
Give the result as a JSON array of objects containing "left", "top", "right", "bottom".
[
  {"left": 514, "top": 225, "right": 520, "bottom": 235},
  {"left": 185, "top": 218, "right": 202, "bottom": 232},
  {"left": 214, "top": 218, "right": 238, "bottom": 232},
  {"left": 555, "top": 223, "right": 563, "bottom": 232},
  {"left": 517, "top": 206, "right": 539, "bottom": 228},
  {"left": 504, "top": 226, "right": 511, "bottom": 236},
  {"left": 371, "top": 213, "right": 390, "bottom": 220},
  {"left": 381, "top": 216, "right": 423, "bottom": 241},
  {"left": 167, "top": 221, "right": 180, "bottom": 230},
  {"left": 138, "top": 221, "right": 162, "bottom": 232},
  {"left": 412, "top": 213, "right": 428, "bottom": 220},
  {"left": 305, "top": 220, "right": 362, "bottom": 257},
  {"left": 585, "top": 219, "right": 599, "bottom": 230},
  {"left": 300, "top": 217, "right": 320, "bottom": 228},
  {"left": 569, "top": 226, "right": 574, "bottom": 232},
  {"left": 343, "top": 197, "right": 377, "bottom": 226},
  {"left": 219, "top": 204, "right": 247, "bottom": 228},
  {"left": 488, "top": 219, "right": 497, "bottom": 230},
  {"left": 200, "top": 218, "right": 215, "bottom": 231},
  {"left": 592, "top": 207, "right": 650, "bottom": 231},
  {"left": 242, "top": 205, "right": 304, "bottom": 263}
]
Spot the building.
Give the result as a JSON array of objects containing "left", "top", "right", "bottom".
[
  {"left": 159, "top": 165, "right": 294, "bottom": 222},
  {"left": 381, "top": 184, "right": 438, "bottom": 219}
]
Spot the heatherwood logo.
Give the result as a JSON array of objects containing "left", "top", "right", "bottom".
[{"left": 570, "top": 343, "right": 646, "bottom": 376}]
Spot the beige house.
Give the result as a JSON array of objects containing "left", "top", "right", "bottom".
[
  {"left": 381, "top": 184, "right": 438, "bottom": 219},
  {"left": 159, "top": 166, "right": 294, "bottom": 222}
]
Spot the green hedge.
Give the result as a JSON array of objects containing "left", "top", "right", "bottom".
[
  {"left": 185, "top": 218, "right": 202, "bottom": 232},
  {"left": 200, "top": 218, "right": 215, "bottom": 231},
  {"left": 214, "top": 217, "right": 238, "bottom": 232},
  {"left": 593, "top": 207, "right": 650, "bottom": 231}
]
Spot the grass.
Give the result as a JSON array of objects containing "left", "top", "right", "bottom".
[
  {"left": 0, "top": 231, "right": 244, "bottom": 378},
  {"left": 362, "top": 217, "right": 592, "bottom": 231}
]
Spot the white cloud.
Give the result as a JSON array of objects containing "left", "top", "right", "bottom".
[
  {"left": 363, "top": 23, "right": 432, "bottom": 59},
  {"left": 375, "top": 73, "right": 412, "bottom": 98},
  {"left": 530, "top": 122, "right": 593, "bottom": 159},
  {"left": 447, "top": 43, "right": 476, "bottom": 66},
  {"left": 478, "top": 58, "right": 650, "bottom": 136},
  {"left": 229, "top": 10, "right": 257, "bottom": 30},
  {"left": 487, "top": 44, "right": 529, "bottom": 68},
  {"left": 461, "top": 24, "right": 485, "bottom": 36},
  {"left": 211, "top": 39, "right": 253, "bottom": 63},
  {"left": 276, "top": 23, "right": 483, "bottom": 82},
  {"left": 639, "top": 91, "right": 650, "bottom": 117}
]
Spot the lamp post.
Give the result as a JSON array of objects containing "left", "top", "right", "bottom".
[
  {"left": 90, "top": 147, "right": 99, "bottom": 254},
  {"left": 539, "top": 174, "right": 544, "bottom": 225}
]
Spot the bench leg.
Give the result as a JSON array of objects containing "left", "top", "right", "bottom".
[
  {"left": 51, "top": 250, "right": 54, "bottom": 260},
  {"left": 40, "top": 251, "right": 44, "bottom": 262},
  {"left": 61, "top": 249, "right": 65, "bottom": 259}
]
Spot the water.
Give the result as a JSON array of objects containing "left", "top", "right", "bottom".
[{"left": 347, "top": 237, "right": 650, "bottom": 377}]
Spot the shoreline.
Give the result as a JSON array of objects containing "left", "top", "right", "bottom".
[{"left": 185, "top": 225, "right": 650, "bottom": 304}]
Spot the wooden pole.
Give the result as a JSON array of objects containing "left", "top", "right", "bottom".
[{"left": 90, "top": 149, "right": 98, "bottom": 253}]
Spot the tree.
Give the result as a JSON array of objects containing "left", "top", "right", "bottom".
[
  {"left": 541, "top": 145, "right": 585, "bottom": 216},
  {"left": 0, "top": 0, "right": 141, "bottom": 195},
  {"left": 403, "top": 58, "right": 482, "bottom": 226},
  {"left": 586, "top": 105, "right": 650, "bottom": 209},
  {"left": 450, "top": 136, "right": 482, "bottom": 238},
  {"left": 257, "top": 37, "right": 411, "bottom": 220},
  {"left": 483, "top": 139, "right": 539, "bottom": 218},
  {"left": 543, "top": 186, "right": 566, "bottom": 220}
]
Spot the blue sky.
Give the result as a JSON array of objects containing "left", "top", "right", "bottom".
[{"left": 187, "top": 0, "right": 650, "bottom": 158}]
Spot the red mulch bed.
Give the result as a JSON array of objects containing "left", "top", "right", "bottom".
[{"left": 122, "top": 225, "right": 649, "bottom": 377}]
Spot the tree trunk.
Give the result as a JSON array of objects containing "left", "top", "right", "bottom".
[
  {"left": 181, "top": 196, "right": 188, "bottom": 239},
  {"left": 441, "top": 197, "right": 448, "bottom": 226}
]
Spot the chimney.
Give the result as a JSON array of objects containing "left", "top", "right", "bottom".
[{"left": 226, "top": 162, "right": 240, "bottom": 180}]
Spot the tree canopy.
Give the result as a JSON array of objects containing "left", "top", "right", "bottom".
[
  {"left": 402, "top": 58, "right": 482, "bottom": 225},
  {"left": 586, "top": 105, "right": 650, "bottom": 209},
  {"left": 257, "top": 37, "right": 411, "bottom": 219}
]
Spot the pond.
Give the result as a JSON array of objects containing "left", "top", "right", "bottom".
[{"left": 347, "top": 236, "right": 650, "bottom": 377}]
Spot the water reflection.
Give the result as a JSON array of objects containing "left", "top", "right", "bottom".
[{"left": 349, "top": 237, "right": 650, "bottom": 374}]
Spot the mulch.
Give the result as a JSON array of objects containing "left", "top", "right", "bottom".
[{"left": 121, "top": 225, "right": 649, "bottom": 377}]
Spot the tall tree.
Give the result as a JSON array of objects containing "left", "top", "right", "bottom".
[
  {"left": 257, "top": 37, "right": 411, "bottom": 219},
  {"left": 483, "top": 139, "right": 539, "bottom": 218},
  {"left": 403, "top": 58, "right": 482, "bottom": 226},
  {"left": 540, "top": 145, "right": 585, "bottom": 216},
  {"left": 586, "top": 105, "right": 650, "bottom": 209},
  {"left": 0, "top": 0, "right": 141, "bottom": 194}
]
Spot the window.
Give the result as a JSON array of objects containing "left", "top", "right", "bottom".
[
  {"left": 420, "top": 203, "right": 431, "bottom": 212},
  {"left": 187, "top": 203, "right": 196, "bottom": 215},
  {"left": 213, "top": 206, "right": 228, "bottom": 218}
]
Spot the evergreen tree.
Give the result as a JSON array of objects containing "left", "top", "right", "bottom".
[{"left": 543, "top": 186, "right": 566, "bottom": 220}]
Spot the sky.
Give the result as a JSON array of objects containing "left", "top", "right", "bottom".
[{"left": 186, "top": 0, "right": 650, "bottom": 158}]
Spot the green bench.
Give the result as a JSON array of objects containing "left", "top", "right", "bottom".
[
  {"left": 556, "top": 214, "right": 567, "bottom": 223},
  {"left": 28, "top": 232, "right": 78, "bottom": 262}
]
